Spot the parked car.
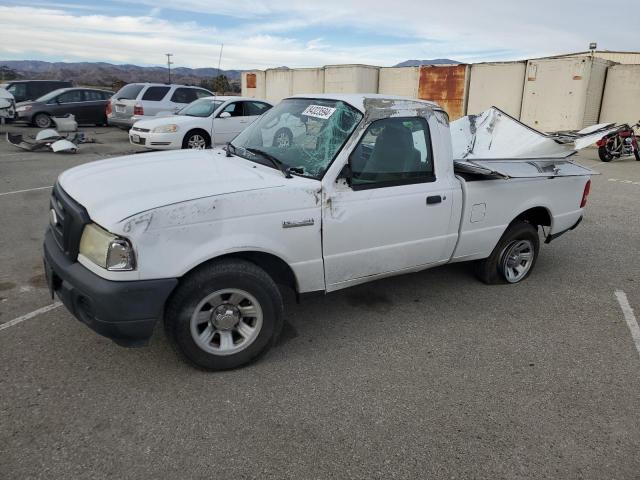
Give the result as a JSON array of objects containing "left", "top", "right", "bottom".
[
  {"left": 107, "top": 83, "right": 214, "bottom": 129},
  {"left": 0, "top": 88, "right": 15, "bottom": 119},
  {"left": 43, "top": 94, "right": 595, "bottom": 371},
  {"left": 0, "top": 80, "right": 72, "bottom": 103},
  {"left": 129, "top": 96, "right": 273, "bottom": 149},
  {"left": 15, "top": 87, "right": 113, "bottom": 128}
]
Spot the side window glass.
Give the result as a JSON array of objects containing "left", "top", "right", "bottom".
[
  {"left": 244, "top": 101, "right": 271, "bottom": 116},
  {"left": 194, "top": 89, "right": 212, "bottom": 99},
  {"left": 349, "top": 117, "right": 434, "bottom": 189},
  {"left": 84, "top": 90, "right": 102, "bottom": 101},
  {"left": 142, "top": 86, "right": 170, "bottom": 101},
  {"left": 8, "top": 83, "right": 26, "bottom": 98},
  {"left": 221, "top": 102, "right": 242, "bottom": 117},
  {"left": 57, "top": 90, "right": 84, "bottom": 103},
  {"left": 170, "top": 88, "right": 197, "bottom": 104}
]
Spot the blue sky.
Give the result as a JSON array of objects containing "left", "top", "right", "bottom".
[{"left": 0, "top": 0, "right": 636, "bottom": 70}]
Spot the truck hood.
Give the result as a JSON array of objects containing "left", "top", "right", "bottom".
[{"left": 58, "top": 148, "right": 286, "bottom": 227}]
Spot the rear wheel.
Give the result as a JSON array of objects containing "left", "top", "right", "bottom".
[
  {"left": 475, "top": 221, "right": 539, "bottom": 285},
  {"left": 33, "top": 113, "right": 51, "bottom": 129},
  {"left": 598, "top": 146, "right": 614, "bottom": 162},
  {"left": 165, "top": 259, "right": 283, "bottom": 370},
  {"left": 634, "top": 139, "right": 640, "bottom": 161}
]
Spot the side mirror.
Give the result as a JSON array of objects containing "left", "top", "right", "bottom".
[{"left": 219, "top": 111, "right": 231, "bottom": 118}]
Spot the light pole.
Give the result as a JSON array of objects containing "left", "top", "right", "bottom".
[{"left": 165, "top": 53, "right": 173, "bottom": 84}]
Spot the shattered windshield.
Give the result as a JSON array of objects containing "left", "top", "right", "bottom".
[
  {"left": 178, "top": 98, "right": 223, "bottom": 117},
  {"left": 230, "top": 98, "right": 363, "bottom": 179}
]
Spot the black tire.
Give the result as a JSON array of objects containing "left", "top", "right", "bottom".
[
  {"left": 598, "top": 146, "right": 614, "bottom": 162},
  {"left": 634, "top": 142, "right": 640, "bottom": 161},
  {"left": 182, "top": 130, "right": 210, "bottom": 149},
  {"left": 475, "top": 221, "right": 540, "bottom": 285},
  {"left": 273, "top": 128, "right": 293, "bottom": 148},
  {"left": 165, "top": 259, "right": 284, "bottom": 370},
  {"left": 33, "top": 113, "right": 51, "bottom": 129}
]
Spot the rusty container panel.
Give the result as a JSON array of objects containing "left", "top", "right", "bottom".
[
  {"left": 418, "top": 64, "right": 469, "bottom": 120},
  {"left": 241, "top": 70, "right": 265, "bottom": 99}
]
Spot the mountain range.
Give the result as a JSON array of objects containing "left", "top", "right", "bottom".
[{"left": 0, "top": 59, "right": 460, "bottom": 87}]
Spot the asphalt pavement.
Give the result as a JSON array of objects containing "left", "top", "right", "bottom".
[{"left": 1, "top": 123, "right": 639, "bottom": 479}]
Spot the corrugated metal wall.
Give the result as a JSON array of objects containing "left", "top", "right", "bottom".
[
  {"left": 265, "top": 69, "right": 293, "bottom": 103},
  {"left": 599, "top": 65, "right": 640, "bottom": 125},
  {"left": 241, "top": 71, "right": 265, "bottom": 99},
  {"left": 520, "top": 56, "right": 612, "bottom": 131},
  {"left": 417, "top": 65, "right": 469, "bottom": 120},
  {"left": 378, "top": 67, "right": 420, "bottom": 98},
  {"left": 466, "top": 62, "right": 526, "bottom": 117},
  {"left": 291, "top": 68, "right": 325, "bottom": 96},
  {"left": 324, "top": 65, "right": 379, "bottom": 93}
]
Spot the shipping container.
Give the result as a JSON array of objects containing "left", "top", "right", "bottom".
[
  {"left": 599, "top": 64, "right": 640, "bottom": 126},
  {"left": 291, "top": 68, "right": 325, "bottom": 96},
  {"left": 378, "top": 67, "right": 420, "bottom": 98},
  {"left": 466, "top": 62, "right": 526, "bottom": 118},
  {"left": 241, "top": 71, "right": 266, "bottom": 99},
  {"left": 324, "top": 65, "right": 379, "bottom": 94},
  {"left": 520, "top": 56, "right": 612, "bottom": 132},
  {"left": 417, "top": 64, "right": 470, "bottom": 120},
  {"left": 265, "top": 68, "right": 293, "bottom": 103}
]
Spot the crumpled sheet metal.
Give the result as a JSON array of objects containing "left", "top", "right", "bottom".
[
  {"left": 35, "top": 129, "right": 62, "bottom": 142},
  {"left": 51, "top": 114, "right": 78, "bottom": 133},
  {"left": 451, "top": 107, "right": 618, "bottom": 160},
  {"left": 50, "top": 139, "right": 78, "bottom": 153}
]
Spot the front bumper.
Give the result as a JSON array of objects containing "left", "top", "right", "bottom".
[
  {"left": 43, "top": 229, "right": 177, "bottom": 347},
  {"left": 129, "top": 131, "right": 181, "bottom": 150}
]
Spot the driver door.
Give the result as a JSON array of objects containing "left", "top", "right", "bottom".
[
  {"left": 322, "top": 116, "right": 458, "bottom": 291},
  {"left": 212, "top": 101, "right": 246, "bottom": 145}
]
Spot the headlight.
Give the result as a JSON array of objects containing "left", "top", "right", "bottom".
[
  {"left": 152, "top": 124, "right": 178, "bottom": 133},
  {"left": 79, "top": 223, "right": 136, "bottom": 271},
  {"left": 16, "top": 105, "right": 32, "bottom": 112}
]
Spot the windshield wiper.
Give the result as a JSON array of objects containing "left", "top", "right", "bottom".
[
  {"left": 245, "top": 147, "right": 292, "bottom": 178},
  {"left": 226, "top": 142, "right": 235, "bottom": 157}
]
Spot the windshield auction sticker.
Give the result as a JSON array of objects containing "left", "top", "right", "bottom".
[{"left": 302, "top": 105, "right": 336, "bottom": 120}]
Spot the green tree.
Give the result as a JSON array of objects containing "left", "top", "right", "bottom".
[{"left": 0, "top": 66, "right": 20, "bottom": 81}]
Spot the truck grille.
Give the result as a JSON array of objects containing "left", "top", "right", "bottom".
[{"left": 49, "top": 183, "right": 90, "bottom": 260}]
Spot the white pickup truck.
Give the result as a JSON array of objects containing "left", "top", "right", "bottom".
[{"left": 43, "top": 94, "right": 594, "bottom": 370}]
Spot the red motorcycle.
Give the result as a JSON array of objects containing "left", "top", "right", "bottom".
[{"left": 597, "top": 121, "right": 640, "bottom": 162}]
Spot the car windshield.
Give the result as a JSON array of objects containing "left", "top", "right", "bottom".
[
  {"left": 230, "top": 98, "right": 363, "bottom": 179},
  {"left": 178, "top": 98, "right": 223, "bottom": 117},
  {"left": 35, "top": 88, "right": 67, "bottom": 102}
]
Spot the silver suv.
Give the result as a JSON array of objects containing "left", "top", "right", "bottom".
[{"left": 107, "top": 83, "right": 214, "bottom": 128}]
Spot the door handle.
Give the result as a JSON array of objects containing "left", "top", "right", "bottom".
[{"left": 426, "top": 195, "right": 442, "bottom": 205}]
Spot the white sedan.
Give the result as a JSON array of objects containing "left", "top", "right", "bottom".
[{"left": 129, "top": 96, "right": 273, "bottom": 150}]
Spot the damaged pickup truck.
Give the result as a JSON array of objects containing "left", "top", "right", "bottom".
[{"left": 43, "top": 94, "right": 595, "bottom": 370}]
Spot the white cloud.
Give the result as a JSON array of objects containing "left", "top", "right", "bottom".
[{"left": 0, "top": 2, "right": 636, "bottom": 70}]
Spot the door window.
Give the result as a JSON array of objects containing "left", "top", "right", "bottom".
[
  {"left": 7, "top": 83, "right": 26, "bottom": 99},
  {"left": 244, "top": 101, "right": 271, "bottom": 116},
  {"left": 141, "top": 86, "right": 170, "bottom": 101},
  {"left": 57, "top": 90, "right": 84, "bottom": 103},
  {"left": 220, "top": 102, "right": 243, "bottom": 117},
  {"left": 170, "top": 88, "right": 198, "bottom": 104},
  {"left": 349, "top": 117, "right": 434, "bottom": 190},
  {"left": 84, "top": 90, "right": 104, "bottom": 101}
]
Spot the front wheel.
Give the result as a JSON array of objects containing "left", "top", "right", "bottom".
[
  {"left": 182, "top": 131, "right": 210, "bottom": 150},
  {"left": 165, "top": 259, "right": 283, "bottom": 370},
  {"left": 33, "top": 113, "right": 52, "bottom": 129},
  {"left": 475, "top": 221, "right": 539, "bottom": 284}
]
